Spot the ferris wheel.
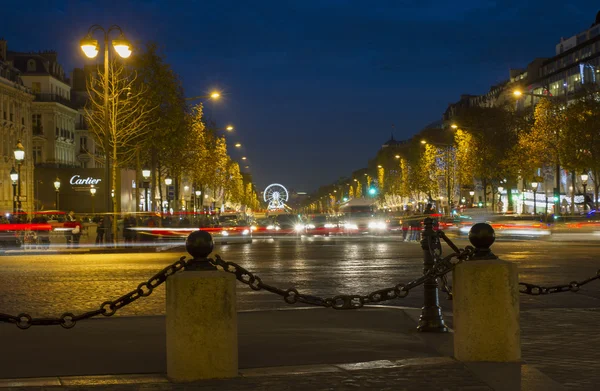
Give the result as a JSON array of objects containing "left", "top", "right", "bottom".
[{"left": 264, "top": 183, "right": 289, "bottom": 210}]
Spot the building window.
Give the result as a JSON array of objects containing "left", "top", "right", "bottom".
[
  {"left": 31, "top": 82, "right": 41, "bottom": 93},
  {"left": 33, "top": 145, "right": 42, "bottom": 165},
  {"left": 27, "top": 59, "right": 36, "bottom": 72}
]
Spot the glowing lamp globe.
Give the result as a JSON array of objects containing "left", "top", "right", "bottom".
[
  {"left": 112, "top": 38, "right": 132, "bottom": 58},
  {"left": 80, "top": 37, "right": 99, "bottom": 58}
]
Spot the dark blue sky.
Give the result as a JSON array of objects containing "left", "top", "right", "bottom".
[{"left": 2, "top": 1, "right": 598, "bottom": 192}]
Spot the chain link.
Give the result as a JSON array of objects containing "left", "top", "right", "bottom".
[
  {"left": 0, "top": 257, "right": 187, "bottom": 329},
  {"left": 209, "top": 241, "right": 472, "bottom": 310},
  {"left": 519, "top": 269, "right": 600, "bottom": 295}
]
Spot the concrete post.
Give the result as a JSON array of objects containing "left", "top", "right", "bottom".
[
  {"left": 166, "top": 231, "right": 238, "bottom": 381},
  {"left": 453, "top": 223, "right": 521, "bottom": 362}
]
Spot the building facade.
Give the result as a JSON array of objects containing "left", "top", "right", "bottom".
[
  {"left": 7, "top": 49, "right": 79, "bottom": 168},
  {"left": 0, "top": 39, "right": 34, "bottom": 214}
]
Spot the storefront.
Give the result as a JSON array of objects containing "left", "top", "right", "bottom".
[{"left": 34, "top": 167, "right": 136, "bottom": 214}]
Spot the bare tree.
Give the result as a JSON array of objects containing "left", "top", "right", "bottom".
[{"left": 85, "top": 60, "right": 157, "bottom": 241}]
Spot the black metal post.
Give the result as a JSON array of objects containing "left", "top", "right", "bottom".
[
  {"left": 12, "top": 183, "right": 17, "bottom": 214},
  {"left": 417, "top": 217, "right": 448, "bottom": 332},
  {"left": 55, "top": 190, "right": 60, "bottom": 210},
  {"left": 17, "top": 163, "right": 22, "bottom": 211},
  {"left": 533, "top": 190, "right": 537, "bottom": 215}
]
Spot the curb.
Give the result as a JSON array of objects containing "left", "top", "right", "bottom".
[{"left": 0, "top": 357, "right": 457, "bottom": 388}]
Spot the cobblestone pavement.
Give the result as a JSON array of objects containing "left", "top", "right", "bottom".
[{"left": 521, "top": 308, "right": 600, "bottom": 391}]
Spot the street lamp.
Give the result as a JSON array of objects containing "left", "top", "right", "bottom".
[
  {"left": 10, "top": 167, "right": 18, "bottom": 214},
  {"left": 81, "top": 25, "right": 132, "bottom": 215},
  {"left": 531, "top": 182, "right": 539, "bottom": 215},
  {"left": 195, "top": 190, "right": 201, "bottom": 213},
  {"left": 142, "top": 167, "right": 150, "bottom": 212},
  {"left": 235, "top": 143, "right": 242, "bottom": 148},
  {"left": 469, "top": 190, "right": 475, "bottom": 207},
  {"left": 581, "top": 173, "right": 589, "bottom": 212},
  {"left": 497, "top": 186, "right": 504, "bottom": 213},
  {"left": 165, "top": 175, "right": 172, "bottom": 213},
  {"left": 54, "top": 177, "right": 61, "bottom": 210},
  {"left": 13, "top": 140, "right": 24, "bottom": 211},
  {"left": 450, "top": 124, "right": 458, "bottom": 129},
  {"left": 226, "top": 125, "right": 234, "bottom": 131},
  {"left": 185, "top": 91, "right": 221, "bottom": 102},
  {"left": 90, "top": 185, "right": 97, "bottom": 214}
]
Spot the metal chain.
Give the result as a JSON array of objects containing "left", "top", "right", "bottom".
[
  {"left": 209, "top": 244, "right": 472, "bottom": 310},
  {"left": 0, "top": 257, "right": 187, "bottom": 329},
  {"left": 519, "top": 270, "right": 600, "bottom": 295}
]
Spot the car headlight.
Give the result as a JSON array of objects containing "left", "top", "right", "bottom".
[
  {"left": 275, "top": 226, "right": 281, "bottom": 231},
  {"left": 345, "top": 223, "right": 358, "bottom": 230},
  {"left": 294, "top": 224, "right": 305, "bottom": 232},
  {"left": 242, "top": 229, "right": 250, "bottom": 235},
  {"left": 324, "top": 223, "right": 336, "bottom": 228},
  {"left": 250, "top": 225, "right": 257, "bottom": 231},
  {"left": 306, "top": 224, "right": 316, "bottom": 229},
  {"left": 221, "top": 230, "right": 229, "bottom": 236},
  {"left": 368, "top": 221, "right": 387, "bottom": 230},
  {"left": 267, "top": 225, "right": 275, "bottom": 230}
]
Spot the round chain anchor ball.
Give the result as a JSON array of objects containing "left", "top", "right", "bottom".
[
  {"left": 468, "top": 222, "right": 495, "bottom": 250},
  {"left": 186, "top": 230, "right": 214, "bottom": 258}
]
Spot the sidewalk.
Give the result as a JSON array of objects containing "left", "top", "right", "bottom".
[{"left": 2, "top": 306, "right": 593, "bottom": 390}]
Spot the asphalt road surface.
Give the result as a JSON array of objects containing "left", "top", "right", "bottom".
[{"left": 1, "top": 237, "right": 600, "bottom": 318}]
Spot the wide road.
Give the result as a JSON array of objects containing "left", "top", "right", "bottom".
[{"left": 1, "top": 237, "right": 600, "bottom": 318}]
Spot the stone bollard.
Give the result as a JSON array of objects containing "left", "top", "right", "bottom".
[
  {"left": 166, "top": 231, "right": 238, "bottom": 381},
  {"left": 453, "top": 223, "right": 520, "bottom": 362}
]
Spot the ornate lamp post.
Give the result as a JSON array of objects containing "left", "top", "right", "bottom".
[
  {"left": 165, "top": 175, "right": 173, "bottom": 213},
  {"left": 13, "top": 140, "right": 24, "bottom": 211},
  {"left": 581, "top": 173, "right": 589, "bottom": 212},
  {"left": 10, "top": 167, "right": 18, "bottom": 214},
  {"left": 531, "top": 181, "right": 539, "bottom": 215},
  {"left": 142, "top": 167, "right": 151, "bottom": 212},
  {"left": 469, "top": 190, "right": 475, "bottom": 207},
  {"left": 90, "top": 185, "right": 97, "bottom": 214},
  {"left": 497, "top": 186, "right": 504, "bottom": 213},
  {"left": 195, "top": 190, "right": 201, "bottom": 214},
  {"left": 80, "top": 25, "right": 132, "bottom": 215},
  {"left": 53, "top": 177, "right": 61, "bottom": 210}
]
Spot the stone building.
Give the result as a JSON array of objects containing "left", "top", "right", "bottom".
[{"left": 0, "top": 39, "right": 35, "bottom": 214}]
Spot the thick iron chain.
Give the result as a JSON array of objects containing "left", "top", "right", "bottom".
[
  {"left": 209, "top": 244, "right": 471, "bottom": 310},
  {"left": 0, "top": 258, "right": 187, "bottom": 329},
  {"left": 519, "top": 270, "right": 600, "bottom": 295}
]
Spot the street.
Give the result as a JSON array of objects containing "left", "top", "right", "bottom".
[{"left": 1, "top": 238, "right": 600, "bottom": 318}]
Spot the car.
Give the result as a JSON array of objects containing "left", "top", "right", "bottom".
[
  {"left": 212, "top": 214, "right": 253, "bottom": 244},
  {"left": 304, "top": 214, "right": 340, "bottom": 236}
]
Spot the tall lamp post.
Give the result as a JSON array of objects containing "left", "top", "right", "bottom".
[
  {"left": 54, "top": 177, "right": 61, "bottom": 210},
  {"left": 469, "top": 190, "right": 475, "bottom": 207},
  {"left": 581, "top": 173, "right": 589, "bottom": 212},
  {"left": 165, "top": 175, "right": 173, "bottom": 213},
  {"left": 90, "top": 185, "right": 97, "bottom": 214},
  {"left": 497, "top": 186, "right": 504, "bottom": 213},
  {"left": 531, "top": 181, "right": 539, "bottom": 215},
  {"left": 10, "top": 167, "right": 18, "bottom": 214},
  {"left": 14, "top": 140, "right": 24, "bottom": 211},
  {"left": 195, "top": 190, "right": 201, "bottom": 214},
  {"left": 142, "top": 167, "right": 151, "bottom": 212},
  {"left": 80, "top": 25, "right": 132, "bottom": 216}
]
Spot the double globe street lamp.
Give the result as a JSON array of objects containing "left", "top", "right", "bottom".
[
  {"left": 13, "top": 140, "right": 25, "bottom": 211},
  {"left": 80, "top": 25, "right": 132, "bottom": 215},
  {"left": 142, "top": 167, "right": 151, "bottom": 212}
]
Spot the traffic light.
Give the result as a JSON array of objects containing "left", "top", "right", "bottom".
[{"left": 368, "top": 188, "right": 377, "bottom": 195}]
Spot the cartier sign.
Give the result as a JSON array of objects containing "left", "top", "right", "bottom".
[{"left": 70, "top": 175, "right": 102, "bottom": 185}]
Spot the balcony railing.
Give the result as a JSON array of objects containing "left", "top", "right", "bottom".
[{"left": 34, "top": 93, "right": 77, "bottom": 109}]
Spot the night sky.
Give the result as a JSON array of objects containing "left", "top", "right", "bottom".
[{"left": 2, "top": 1, "right": 598, "bottom": 192}]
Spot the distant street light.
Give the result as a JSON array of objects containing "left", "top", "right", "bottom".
[
  {"left": 14, "top": 140, "right": 24, "bottom": 211},
  {"left": 90, "top": 185, "right": 97, "bottom": 214},
  {"left": 581, "top": 173, "right": 589, "bottom": 212},
  {"left": 235, "top": 143, "right": 242, "bottom": 148},
  {"left": 185, "top": 91, "right": 221, "bottom": 101},
  {"left": 469, "top": 190, "right": 475, "bottom": 207},
  {"left": 420, "top": 140, "right": 427, "bottom": 144},
  {"left": 451, "top": 124, "right": 458, "bottom": 129},
  {"left": 54, "top": 177, "right": 61, "bottom": 210},
  {"left": 165, "top": 175, "right": 173, "bottom": 213},
  {"left": 531, "top": 182, "right": 539, "bottom": 215},
  {"left": 242, "top": 157, "right": 247, "bottom": 160},
  {"left": 226, "top": 125, "right": 234, "bottom": 131},
  {"left": 10, "top": 167, "right": 18, "bottom": 214}
]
